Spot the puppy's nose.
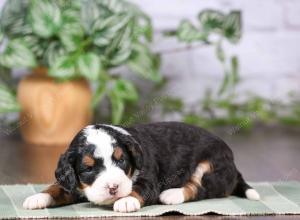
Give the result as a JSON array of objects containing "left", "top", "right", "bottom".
[{"left": 108, "top": 184, "right": 119, "bottom": 196}]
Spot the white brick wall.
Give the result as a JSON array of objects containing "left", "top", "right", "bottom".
[
  {"left": 283, "top": 0, "right": 300, "bottom": 28},
  {"left": 129, "top": 0, "right": 300, "bottom": 103},
  {"left": 0, "top": 0, "right": 299, "bottom": 104}
]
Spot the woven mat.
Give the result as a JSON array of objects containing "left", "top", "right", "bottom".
[{"left": 0, "top": 182, "right": 300, "bottom": 219}]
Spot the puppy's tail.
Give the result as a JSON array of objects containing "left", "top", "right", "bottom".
[{"left": 233, "top": 171, "right": 260, "bottom": 201}]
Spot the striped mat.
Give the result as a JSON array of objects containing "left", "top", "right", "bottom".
[{"left": 0, "top": 182, "right": 300, "bottom": 219}]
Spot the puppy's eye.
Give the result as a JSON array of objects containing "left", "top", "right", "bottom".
[
  {"left": 84, "top": 166, "right": 93, "bottom": 172},
  {"left": 117, "top": 158, "right": 125, "bottom": 165}
]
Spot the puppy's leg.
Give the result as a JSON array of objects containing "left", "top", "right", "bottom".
[
  {"left": 159, "top": 161, "right": 212, "bottom": 205},
  {"left": 114, "top": 177, "right": 159, "bottom": 212},
  {"left": 23, "top": 183, "right": 76, "bottom": 209}
]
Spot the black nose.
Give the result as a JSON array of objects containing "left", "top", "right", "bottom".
[{"left": 108, "top": 184, "right": 119, "bottom": 196}]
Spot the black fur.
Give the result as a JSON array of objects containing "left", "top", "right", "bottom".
[
  {"left": 55, "top": 121, "right": 253, "bottom": 206},
  {"left": 76, "top": 144, "right": 105, "bottom": 185},
  {"left": 55, "top": 150, "right": 78, "bottom": 193},
  {"left": 97, "top": 125, "right": 144, "bottom": 170}
]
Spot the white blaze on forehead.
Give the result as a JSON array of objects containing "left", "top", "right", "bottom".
[
  {"left": 82, "top": 125, "right": 133, "bottom": 205},
  {"left": 83, "top": 126, "right": 115, "bottom": 165},
  {"left": 103, "top": 124, "right": 131, "bottom": 136}
]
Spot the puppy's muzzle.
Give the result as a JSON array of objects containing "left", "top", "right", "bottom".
[{"left": 108, "top": 184, "right": 119, "bottom": 196}]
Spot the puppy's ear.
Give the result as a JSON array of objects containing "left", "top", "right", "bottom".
[
  {"left": 122, "top": 135, "right": 143, "bottom": 170},
  {"left": 55, "top": 150, "right": 78, "bottom": 193}
]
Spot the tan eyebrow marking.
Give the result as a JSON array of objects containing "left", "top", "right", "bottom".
[
  {"left": 83, "top": 155, "right": 95, "bottom": 167},
  {"left": 113, "top": 147, "right": 123, "bottom": 160}
]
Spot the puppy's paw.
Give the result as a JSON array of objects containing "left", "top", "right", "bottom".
[
  {"left": 23, "top": 193, "right": 54, "bottom": 209},
  {"left": 113, "top": 196, "right": 141, "bottom": 212},
  {"left": 159, "top": 188, "right": 185, "bottom": 205}
]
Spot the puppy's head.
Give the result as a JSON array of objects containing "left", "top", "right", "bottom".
[{"left": 55, "top": 124, "right": 142, "bottom": 205}]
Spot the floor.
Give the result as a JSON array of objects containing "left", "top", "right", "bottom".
[{"left": 0, "top": 124, "right": 299, "bottom": 219}]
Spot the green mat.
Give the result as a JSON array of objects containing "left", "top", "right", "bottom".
[{"left": 0, "top": 182, "right": 300, "bottom": 219}]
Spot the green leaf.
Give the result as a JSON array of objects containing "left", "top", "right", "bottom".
[
  {"left": 128, "top": 43, "right": 161, "bottom": 82},
  {"left": 80, "top": 0, "right": 101, "bottom": 34},
  {"left": 133, "top": 14, "right": 153, "bottom": 42},
  {"left": 49, "top": 55, "right": 76, "bottom": 80},
  {"left": 28, "top": 0, "right": 62, "bottom": 38},
  {"left": 92, "top": 13, "right": 132, "bottom": 47},
  {"left": 109, "top": 92, "right": 125, "bottom": 124},
  {"left": 101, "top": 0, "right": 154, "bottom": 41},
  {"left": 0, "top": 28, "right": 4, "bottom": 44},
  {"left": 0, "top": 85, "right": 21, "bottom": 113},
  {"left": 0, "top": 66, "right": 16, "bottom": 89},
  {"left": 112, "top": 79, "right": 138, "bottom": 101},
  {"left": 223, "top": 11, "right": 242, "bottom": 43},
  {"left": 97, "top": 0, "right": 128, "bottom": 14},
  {"left": 57, "top": 0, "right": 80, "bottom": 9},
  {"left": 92, "top": 80, "right": 107, "bottom": 108},
  {"left": 198, "top": 10, "right": 225, "bottom": 32},
  {"left": 218, "top": 72, "right": 230, "bottom": 95},
  {"left": 183, "top": 114, "right": 209, "bottom": 127},
  {"left": 77, "top": 53, "right": 101, "bottom": 81},
  {"left": 43, "top": 41, "right": 66, "bottom": 67},
  {"left": 107, "top": 78, "right": 139, "bottom": 123},
  {"left": 0, "top": 39, "right": 36, "bottom": 68},
  {"left": 231, "top": 56, "right": 239, "bottom": 84},
  {"left": 107, "top": 24, "right": 133, "bottom": 66},
  {"left": 279, "top": 116, "right": 300, "bottom": 126},
  {"left": 59, "top": 10, "right": 84, "bottom": 52},
  {"left": 140, "top": 15, "right": 153, "bottom": 42},
  {"left": 216, "top": 42, "right": 225, "bottom": 62},
  {"left": 0, "top": 0, "right": 31, "bottom": 36},
  {"left": 161, "top": 97, "right": 184, "bottom": 114},
  {"left": 22, "top": 35, "right": 45, "bottom": 58},
  {"left": 176, "top": 20, "right": 207, "bottom": 43},
  {"left": 94, "top": 13, "right": 131, "bottom": 37}
]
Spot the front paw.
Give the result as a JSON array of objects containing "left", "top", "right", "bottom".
[
  {"left": 23, "top": 193, "right": 54, "bottom": 209},
  {"left": 113, "top": 196, "right": 141, "bottom": 212}
]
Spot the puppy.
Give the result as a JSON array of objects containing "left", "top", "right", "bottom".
[{"left": 23, "top": 122, "right": 260, "bottom": 212}]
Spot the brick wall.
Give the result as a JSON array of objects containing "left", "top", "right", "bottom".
[
  {"left": 1, "top": 0, "right": 299, "bottom": 105},
  {"left": 130, "top": 0, "right": 300, "bottom": 104}
]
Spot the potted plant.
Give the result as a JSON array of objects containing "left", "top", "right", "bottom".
[{"left": 0, "top": 0, "right": 160, "bottom": 145}]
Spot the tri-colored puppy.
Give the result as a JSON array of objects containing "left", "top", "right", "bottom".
[{"left": 23, "top": 122, "right": 260, "bottom": 212}]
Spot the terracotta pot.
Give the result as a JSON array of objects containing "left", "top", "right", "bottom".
[{"left": 17, "top": 67, "right": 92, "bottom": 146}]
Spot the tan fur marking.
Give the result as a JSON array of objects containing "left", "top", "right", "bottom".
[
  {"left": 79, "top": 182, "right": 89, "bottom": 190},
  {"left": 83, "top": 155, "right": 95, "bottom": 167},
  {"left": 113, "top": 147, "right": 123, "bottom": 160},
  {"left": 200, "top": 160, "right": 213, "bottom": 173},
  {"left": 129, "top": 191, "right": 144, "bottom": 206},
  {"left": 43, "top": 184, "right": 61, "bottom": 198},
  {"left": 183, "top": 183, "right": 198, "bottom": 200},
  {"left": 190, "top": 175, "right": 201, "bottom": 186},
  {"left": 43, "top": 183, "right": 74, "bottom": 206},
  {"left": 182, "top": 160, "right": 213, "bottom": 202}
]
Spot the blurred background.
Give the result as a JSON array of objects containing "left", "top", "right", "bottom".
[{"left": 0, "top": 0, "right": 299, "bottom": 185}]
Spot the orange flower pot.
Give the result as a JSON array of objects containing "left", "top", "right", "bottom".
[{"left": 17, "top": 67, "right": 92, "bottom": 146}]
